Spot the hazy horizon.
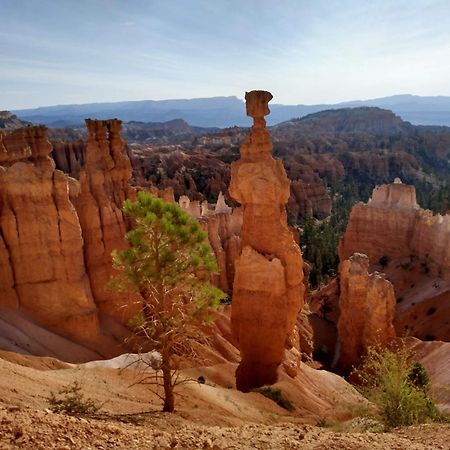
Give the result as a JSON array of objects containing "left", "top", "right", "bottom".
[
  {"left": 2, "top": 0, "right": 450, "bottom": 109},
  {"left": 10, "top": 92, "right": 450, "bottom": 113}
]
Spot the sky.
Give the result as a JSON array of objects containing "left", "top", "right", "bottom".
[{"left": 1, "top": 0, "right": 450, "bottom": 109}]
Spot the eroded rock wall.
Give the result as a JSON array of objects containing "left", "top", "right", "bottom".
[
  {"left": 0, "top": 126, "right": 99, "bottom": 341},
  {"left": 178, "top": 192, "right": 242, "bottom": 295},
  {"left": 51, "top": 140, "right": 85, "bottom": 178},
  {"left": 340, "top": 180, "right": 450, "bottom": 282},
  {"left": 229, "top": 91, "right": 305, "bottom": 391},
  {"left": 290, "top": 180, "right": 332, "bottom": 219},
  {"left": 339, "top": 179, "right": 450, "bottom": 342}
]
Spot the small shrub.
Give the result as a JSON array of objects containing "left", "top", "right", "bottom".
[
  {"left": 426, "top": 307, "right": 437, "bottom": 316},
  {"left": 254, "top": 386, "right": 294, "bottom": 412},
  {"left": 408, "top": 362, "right": 430, "bottom": 390},
  {"left": 352, "top": 348, "right": 443, "bottom": 429},
  {"left": 220, "top": 295, "right": 232, "bottom": 305},
  {"left": 48, "top": 381, "right": 102, "bottom": 415},
  {"left": 396, "top": 297, "right": 403, "bottom": 303}
]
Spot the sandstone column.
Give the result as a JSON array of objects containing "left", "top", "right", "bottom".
[
  {"left": 336, "top": 253, "right": 396, "bottom": 372},
  {"left": 74, "top": 119, "right": 137, "bottom": 323},
  {"left": 229, "top": 91, "right": 305, "bottom": 391}
]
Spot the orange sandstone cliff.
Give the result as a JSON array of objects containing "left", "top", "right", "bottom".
[
  {"left": 0, "top": 121, "right": 138, "bottom": 359},
  {"left": 0, "top": 126, "right": 99, "bottom": 342},
  {"left": 73, "top": 119, "right": 137, "bottom": 323},
  {"left": 339, "top": 179, "right": 450, "bottom": 341},
  {"left": 229, "top": 91, "right": 305, "bottom": 391}
]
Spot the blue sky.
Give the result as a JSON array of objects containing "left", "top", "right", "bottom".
[{"left": 1, "top": 0, "right": 450, "bottom": 109}]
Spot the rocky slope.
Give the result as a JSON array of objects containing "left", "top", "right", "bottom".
[{"left": 0, "top": 338, "right": 449, "bottom": 449}]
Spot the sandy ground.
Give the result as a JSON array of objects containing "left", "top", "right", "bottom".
[
  {"left": 1, "top": 405, "right": 449, "bottom": 450},
  {"left": 0, "top": 352, "right": 449, "bottom": 449}
]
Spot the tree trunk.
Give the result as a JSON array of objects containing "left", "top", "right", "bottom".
[{"left": 162, "top": 357, "right": 174, "bottom": 412}]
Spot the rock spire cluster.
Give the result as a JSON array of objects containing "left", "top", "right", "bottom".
[
  {"left": 0, "top": 121, "right": 136, "bottom": 357},
  {"left": 229, "top": 91, "right": 305, "bottom": 391}
]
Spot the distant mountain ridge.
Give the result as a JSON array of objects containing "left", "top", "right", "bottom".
[{"left": 12, "top": 94, "right": 450, "bottom": 128}]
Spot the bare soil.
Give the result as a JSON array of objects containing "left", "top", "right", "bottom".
[{"left": 0, "top": 351, "right": 449, "bottom": 449}]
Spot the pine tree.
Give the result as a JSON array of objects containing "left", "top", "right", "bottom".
[{"left": 112, "top": 192, "right": 224, "bottom": 412}]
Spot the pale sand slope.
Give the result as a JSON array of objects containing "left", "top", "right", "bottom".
[
  {"left": 1, "top": 353, "right": 449, "bottom": 449},
  {"left": 404, "top": 337, "right": 450, "bottom": 413},
  {"left": 0, "top": 353, "right": 364, "bottom": 424}
]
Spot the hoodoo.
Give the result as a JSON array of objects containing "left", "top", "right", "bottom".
[
  {"left": 336, "top": 253, "right": 396, "bottom": 372},
  {"left": 229, "top": 91, "right": 305, "bottom": 391},
  {"left": 74, "top": 119, "right": 137, "bottom": 323}
]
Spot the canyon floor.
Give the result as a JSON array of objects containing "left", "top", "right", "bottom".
[{"left": 1, "top": 352, "right": 449, "bottom": 450}]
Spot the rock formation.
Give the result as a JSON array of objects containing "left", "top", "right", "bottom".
[
  {"left": 289, "top": 180, "right": 332, "bottom": 219},
  {"left": 51, "top": 139, "right": 85, "bottom": 178},
  {"left": 0, "top": 126, "right": 99, "bottom": 341},
  {"left": 0, "top": 120, "right": 143, "bottom": 359},
  {"left": 339, "top": 179, "right": 450, "bottom": 275},
  {"left": 229, "top": 91, "right": 305, "bottom": 391},
  {"left": 340, "top": 180, "right": 450, "bottom": 341},
  {"left": 336, "top": 253, "right": 396, "bottom": 372},
  {"left": 73, "top": 119, "right": 137, "bottom": 322},
  {"left": 178, "top": 192, "right": 242, "bottom": 295}
]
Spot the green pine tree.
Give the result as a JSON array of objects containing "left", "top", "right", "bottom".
[{"left": 112, "top": 192, "right": 225, "bottom": 412}]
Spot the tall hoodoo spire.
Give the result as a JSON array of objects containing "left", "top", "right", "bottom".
[{"left": 229, "top": 90, "right": 305, "bottom": 392}]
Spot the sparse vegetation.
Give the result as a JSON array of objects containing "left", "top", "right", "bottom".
[
  {"left": 353, "top": 347, "right": 445, "bottom": 429},
  {"left": 48, "top": 381, "right": 102, "bottom": 415},
  {"left": 253, "top": 386, "right": 295, "bottom": 412},
  {"left": 408, "top": 362, "right": 431, "bottom": 390}
]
